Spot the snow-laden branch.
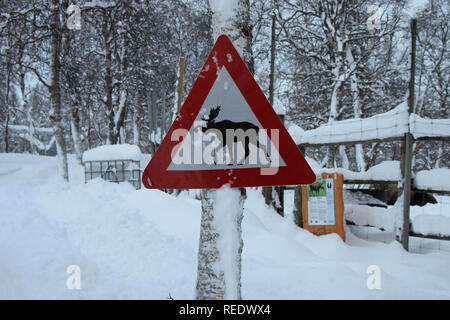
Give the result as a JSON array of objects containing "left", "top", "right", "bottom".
[{"left": 81, "top": 1, "right": 117, "bottom": 10}]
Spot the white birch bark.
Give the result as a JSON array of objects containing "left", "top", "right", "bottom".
[
  {"left": 71, "top": 115, "right": 82, "bottom": 164},
  {"left": 196, "top": 187, "right": 245, "bottom": 299},
  {"left": 49, "top": 0, "right": 68, "bottom": 181},
  {"left": 339, "top": 145, "right": 349, "bottom": 170},
  {"left": 346, "top": 46, "right": 366, "bottom": 172},
  {"left": 195, "top": 0, "right": 250, "bottom": 300}
]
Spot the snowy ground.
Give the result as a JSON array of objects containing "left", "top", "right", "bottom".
[{"left": 1, "top": 153, "right": 450, "bottom": 299}]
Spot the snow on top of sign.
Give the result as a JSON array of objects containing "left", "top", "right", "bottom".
[
  {"left": 82, "top": 144, "right": 141, "bottom": 162},
  {"left": 415, "top": 168, "right": 450, "bottom": 192}
]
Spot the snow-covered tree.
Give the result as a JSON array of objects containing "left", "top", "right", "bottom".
[{"left": 195, "top": 0, "right": 252, "bottom": 301}]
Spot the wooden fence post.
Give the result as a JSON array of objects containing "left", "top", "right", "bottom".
[
  {"left": 176, "top": 57, "right": 185, "bottom": 114},
  {"left": 263, "top": 14, "right": 286, "bottom": 215},
  {"left": 398, "top": 19, "right": 417, "bottom": 251}
]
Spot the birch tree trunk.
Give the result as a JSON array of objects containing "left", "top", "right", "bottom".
[
  {"left": 147, "top": 90, "right": 157, "bottom": 154},
  {"left": 196, "top": 187, "right": 245, "bottom": 299},
  {"left": 4, "top": 56, "right": 11, "bottom": 153},
  {"left": 49, "top": 0, "right": 68, "bottom": 181},
  {"left": 196, "top": 0, "right": 252, "bottom": 300},
  {"left": 102, "top": 11, "right": 114, "bottom": 145},
  {"left": 346, "top": 46, "right": 366, "bottom": 172},
  {"left": 320, "top": 0, "right": 345, "bottom": 169},
  {"left": 133, "top": 101, "right": 141, "bottom": 148},
  {"left": 160, "top": 85, "right": 167, "bottom": 142},
  {"left": 262, "top": 14, "right": 276, "bottom": 209},
  {"left": 71, "top": 103, "right": 83, "bottom": 164}
]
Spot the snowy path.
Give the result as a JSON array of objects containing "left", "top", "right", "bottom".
[{"left": 0, "top": 153, "right": 449, "bottom": 299}]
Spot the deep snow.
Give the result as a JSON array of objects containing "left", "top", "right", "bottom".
[{"left": 0, "top": 153, "right": 449, "bottom": 299}]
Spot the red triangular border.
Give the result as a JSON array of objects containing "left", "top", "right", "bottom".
[{"left": 142, "top": 35, "right": 315, "bottom": 189}]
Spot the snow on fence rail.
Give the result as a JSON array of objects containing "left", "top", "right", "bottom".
[
  {"left": 345, "top": 202, "right": 450, "bottom": 238},
  {"left": 414, "top": 169, "right": 450, "bottom": 192},
  {"left": 306, "top": 157, "right": 449, "bottom": 193},
  {"left": 410, "top": 114, "right": 450, "bottom": 140},
  {"left": 318, "top": 161, "right": 401, "bottom": 183},
  {"left": 288, "top": 101, "right": 450, "bottom": 146}
]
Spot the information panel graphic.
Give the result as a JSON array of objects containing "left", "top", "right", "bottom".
[{"left": 307, "top": 178, "right": 335, "bottom": 226}]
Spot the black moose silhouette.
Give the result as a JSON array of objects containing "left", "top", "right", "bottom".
[
  {"left": 309, "top": 182, "right": 325, "bottom": 196},
  {"left": 201, "top": 106, "right": 271, "bottom": 165}
]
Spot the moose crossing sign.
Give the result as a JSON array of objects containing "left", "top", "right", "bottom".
[{"left": 142, "top": 35, "right": 315, "bottom": 189}]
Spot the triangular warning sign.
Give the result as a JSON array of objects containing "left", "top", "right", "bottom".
[{"left": 142, "top": 35, "right": 315, "bottom": 189}]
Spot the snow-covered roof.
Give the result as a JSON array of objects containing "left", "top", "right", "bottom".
[{"left": 82, "top": 144, "right": 141, "bottom": 162}]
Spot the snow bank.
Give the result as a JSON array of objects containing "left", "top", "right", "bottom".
[
  {"left": 1, "top": 153, "right": 450, "bottom": 299},
  {"left": 415, "top": 169, "right": 450, "bottom": 192},
  {"left": 82, "top": 144, "right": 141, "bottom": 162}
]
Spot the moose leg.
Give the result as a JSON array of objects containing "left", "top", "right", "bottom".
[
  {"left": 256, "top": 140, "right": 271, "bottom": 163},
  {"left": 225, "top": 143, "right": 234, "bottom": 165},
  {"left": 237, "top": 140, "right": 250, "bottom": 165},
  {"left": 212, "top": 144, "right": 225, "bottom": 165}
]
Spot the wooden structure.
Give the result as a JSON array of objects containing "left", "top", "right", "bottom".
[{"left": 299, "top": 172, "right": 345, "bottom": 242}]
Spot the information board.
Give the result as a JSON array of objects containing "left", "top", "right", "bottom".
[{"left": 307, "top": 178, "right": 335, "bottom": 225}]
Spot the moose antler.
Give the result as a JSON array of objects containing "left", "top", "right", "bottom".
[
  {"left": 200, "top": 106, "right": 221, "bottom": 122},
  {"left": 209, "top": 106, "right": 221, "bottom": 121}
]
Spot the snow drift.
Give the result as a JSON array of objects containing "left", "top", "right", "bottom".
[{"left": 0, "top": 153, "right": 449, "bottom": 299}]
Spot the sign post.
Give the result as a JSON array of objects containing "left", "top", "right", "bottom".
[{"left": 142, "top": 35, "right": 316, "bottom": 299}]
